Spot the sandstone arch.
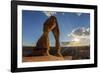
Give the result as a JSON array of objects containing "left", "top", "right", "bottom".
[{"left": 33, "top": 16, "right": 62, "bottom": 57}]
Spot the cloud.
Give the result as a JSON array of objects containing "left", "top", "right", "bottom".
[
  {"left": 43, "top": 11, "right": 56, "bottom": 17},
  {"left": 43, "top": 11, "right": 82, "bottom": 17},
  {"left": 69, "top": 27, "right": 90, "bottom": 38},
  {"left": 62, "top": 13, "right": 65, "bottom": 15},
  {"left": 76, "top": 13, "right": 82, "bottom": 16},
  {"left": 68, "top": 27, "right": 90, "bottom": 45}
]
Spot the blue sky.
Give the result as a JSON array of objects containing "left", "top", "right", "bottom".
[{"left": 22, "top": 10, "right": 90, "bottom": 46}]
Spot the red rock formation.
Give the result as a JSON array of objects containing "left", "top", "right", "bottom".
[{"left": 33, "top": 16, "right": 62, "bottom": 57}]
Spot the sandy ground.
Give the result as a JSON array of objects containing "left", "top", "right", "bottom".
[{"left": 22, "top": 55, "right": 72, "bottom": 62}]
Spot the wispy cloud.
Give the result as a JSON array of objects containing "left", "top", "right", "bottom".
[
  {"left": 68, "top": 27, "right": 90, "bottom": 45},
  {"left": 68, "top": 27, "right": 90, "bottom": 38},
  {"left": 43, "top": 11, "right": 56, "bottom": 17},
  {"left": 43, "top": 11, "right": 82, "bottom": 17},
  {"left": 76, "top": 13, "right": 82, "bottom": 16},
  {"left": 62, "top": 13, "right": 65, "bottom": 15}
]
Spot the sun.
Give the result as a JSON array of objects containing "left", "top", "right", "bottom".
[{"left": 73, "top": 38, "right": 80, "bottom": 42}]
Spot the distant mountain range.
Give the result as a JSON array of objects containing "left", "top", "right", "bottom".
[{"left": 61, "top": 41, "right": 90, "bottom": 47}]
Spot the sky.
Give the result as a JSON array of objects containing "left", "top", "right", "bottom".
[{"left": 22, "top": 10, "right": 90, "bottom": 46}]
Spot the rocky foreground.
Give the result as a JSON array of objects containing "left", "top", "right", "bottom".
[{"left": 22, "top": 46, "right": 90, "bottom": 62}]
